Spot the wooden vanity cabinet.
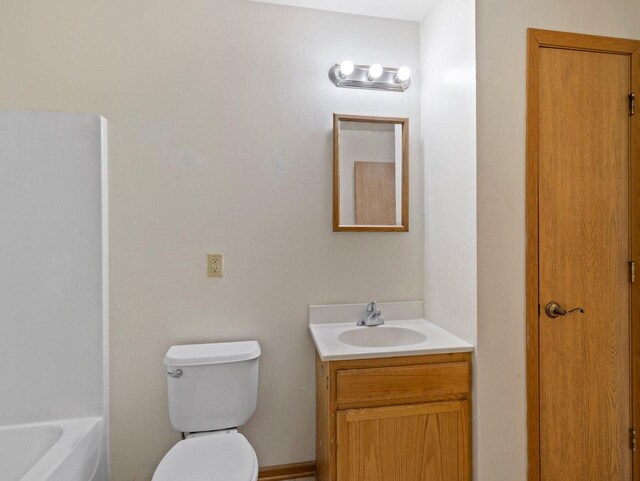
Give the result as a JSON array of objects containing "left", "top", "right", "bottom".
[{"left": 316, "top": 352, "right": 471, "bottom": 481}]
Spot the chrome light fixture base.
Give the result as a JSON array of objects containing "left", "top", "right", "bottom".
[{"left": 328, "top": 64, "right": 411, "bottom": 92}]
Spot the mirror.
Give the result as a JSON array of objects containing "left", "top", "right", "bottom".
[{"left": 333, "top": 114, "right": 409, "bottom": 232}]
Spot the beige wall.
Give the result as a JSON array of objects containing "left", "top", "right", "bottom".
[
  {"left": 0, "top": 1, "right": 423, "bottom": 480},
  {"left": 420, "top": 0, "right": 477, "bottom": 344},
  {"left": 476, "top": 1, "right": 640, "bottom": 480},
  {"left": 420, "top": 0, "right": 478, "bottom": 476}
]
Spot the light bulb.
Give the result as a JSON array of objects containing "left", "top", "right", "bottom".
[
  {"left": 396, "top": 66, "right": 411, "bottom": 83},
  {"left": 368, "top": 63, "right": 383, "bottom": 80},
  {"left": 338, "top": 60, "right": 354, "bottom": 78}
]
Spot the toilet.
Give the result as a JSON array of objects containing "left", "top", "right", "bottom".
[{"left": 152, "top": 340, "right": 261, "bottom": 481}]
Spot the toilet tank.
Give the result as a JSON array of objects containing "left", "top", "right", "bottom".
[{"left": 164, "top": 341, "right": 260, "bottom": 433}]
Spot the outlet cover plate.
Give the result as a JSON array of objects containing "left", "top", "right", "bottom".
[{"left": 207, "top": 254, "right": 223, "bottom": 277}]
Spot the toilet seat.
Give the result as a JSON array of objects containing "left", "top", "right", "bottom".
[{"left": 152, "top": 432, "right": 258, "bottom": 481}]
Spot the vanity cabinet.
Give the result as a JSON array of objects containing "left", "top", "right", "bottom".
[{"left": 316, "top": 352, "right": 471, "bottom": 481}]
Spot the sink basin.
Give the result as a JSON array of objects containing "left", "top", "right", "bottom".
[
  {"left": 338, "top": 326, "right": 427, "bottom": 348},
  {"left": 309, "top": 302, "right": 474, "bottom": 360}
]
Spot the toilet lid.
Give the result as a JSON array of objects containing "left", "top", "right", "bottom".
[{"left": 152, "top": 433, "right": 258, "bottom": 481}]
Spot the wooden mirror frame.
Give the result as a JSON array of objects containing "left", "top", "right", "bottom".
[{"left": 333, "top": 114, "right": 409, "bottom": 232}]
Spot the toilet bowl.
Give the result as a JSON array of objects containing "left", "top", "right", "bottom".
[
  {"left": 152, "top": 430, "right": 258, "bottom": 481},
  {"left": 152, "top": 341, "right": 261, "bottom": 481}
]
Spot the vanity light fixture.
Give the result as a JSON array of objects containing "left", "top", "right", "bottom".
[{"left": 329, "top": 61, "right": 411, "bottom": 92}]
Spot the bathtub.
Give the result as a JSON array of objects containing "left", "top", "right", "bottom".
[{"left": 0, "top": 417, "right": 103, "bottom": 481}]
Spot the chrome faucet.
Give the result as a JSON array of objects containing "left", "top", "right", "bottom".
[{"left": 357, "top": 301, "right": 385, "bottom": 327}]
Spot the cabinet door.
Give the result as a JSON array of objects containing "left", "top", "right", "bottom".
[{"left": 336, "top": 401, "right": 469, "bottom": 481}]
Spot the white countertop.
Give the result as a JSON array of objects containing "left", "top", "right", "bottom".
[{"left": 309, "top": 302, "right": 474, "bottom": 361}]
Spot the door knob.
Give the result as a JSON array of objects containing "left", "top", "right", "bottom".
[{"left": 545, "top": 302, "right": 584, "bottom": 319}]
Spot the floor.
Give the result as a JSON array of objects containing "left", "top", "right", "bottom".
[{"left": 291, "top": 478, "right": 315, "bottom": 481}]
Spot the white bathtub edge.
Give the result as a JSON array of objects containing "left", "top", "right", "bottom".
[{"left": 19, "top": 417, "right": 103, "bottom": 481}]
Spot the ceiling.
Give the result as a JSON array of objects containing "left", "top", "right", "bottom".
[{"left": 249, "top": 0, "right": 436, "bottom": 22}]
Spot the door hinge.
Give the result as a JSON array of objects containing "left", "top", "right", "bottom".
[
  {"left": 630, "top": 93, "right": 636, "bottom": 116},
  {"left": 631, "top": 261, "right": 636, "bottom": 283},
  {"left": 631, "top": 429, "right": 637, "bottom": 451}
]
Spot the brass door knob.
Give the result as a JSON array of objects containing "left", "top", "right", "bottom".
[{"left": 545, "top": 302, "right": 584, "bottom": 319}]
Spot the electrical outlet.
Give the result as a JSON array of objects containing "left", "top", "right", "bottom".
[{"left": 207, "top": 254, "right": 223, "bottom": 277}]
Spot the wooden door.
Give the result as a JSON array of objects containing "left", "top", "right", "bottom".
[
  {"left": 527, "top": 29, "right": 640, "bottom": 481},
  {"left": 354, "top": 161, "right": 396, "bottom": 225},
  {"left": 336, "top": 401, "right": 470, "bottom": 481}
]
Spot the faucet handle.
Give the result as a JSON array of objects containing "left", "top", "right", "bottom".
[{"left": 366, "top": 301, "right": 377, "bottom": 313}]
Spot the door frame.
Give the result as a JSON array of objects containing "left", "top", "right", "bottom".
[{"left": 526, "top": 28, "right": 640, "bottom": 481}]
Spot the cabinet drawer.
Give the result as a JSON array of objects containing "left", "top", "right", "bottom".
[{"left": 336, "top": 362, "right": 469, "bottom": 405}]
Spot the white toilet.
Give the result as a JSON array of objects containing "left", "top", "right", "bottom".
[{"left": 152, "top": 340, "right": 261, "bottom": 481}]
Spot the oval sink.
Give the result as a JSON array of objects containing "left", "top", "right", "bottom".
[{"left": 338, "top": 326, "right": 427, "bottom": 348}]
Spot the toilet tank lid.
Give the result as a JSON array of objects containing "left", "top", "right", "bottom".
[{"left": 164, "top": 341, "right": 261, "bottom": 367}]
